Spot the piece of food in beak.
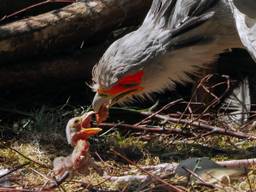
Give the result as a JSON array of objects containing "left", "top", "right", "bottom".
[
  {"left": 92, "top": 93, "right": 110, "bottom": 123},
  {"left": 96, "top": 104, "right": 109, "bottom": 124},
  {"left": 71, "top": 128, "right": 102, "bottom": 146}
]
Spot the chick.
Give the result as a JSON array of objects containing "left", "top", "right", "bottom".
[{"left": 53, "top": 112, "right": 102, "bottom": 176}]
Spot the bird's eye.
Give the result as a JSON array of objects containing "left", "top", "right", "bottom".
[
  {"left": 98, "top": 93, "right": 108, "bottom": 97},
  {"left": 121, "top": 83, "right": 139, "bottom": 88},
  {"left": 74, "top": 119, "right": 80, "bottom": 124},
  {"left": 112, "top": 88, "right": 137, "bottom": 103}
]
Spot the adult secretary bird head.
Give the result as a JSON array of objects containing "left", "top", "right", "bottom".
[{"left": 91, "top": 0, "right": 256, "bottom": 120}]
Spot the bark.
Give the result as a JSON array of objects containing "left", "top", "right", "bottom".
[
  {"left": 0, "top": 0, "right": 73, "bottom": 23},
  {"left": 0, "top": 0, "right": 152, "bottom": 63}
]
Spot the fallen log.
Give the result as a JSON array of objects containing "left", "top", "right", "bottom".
[
  {"left": 0, "top": 0, "right": 152, "bottom": 63},
  {"left": 0, "top": 0, "right": 74, "bottom": 23}
]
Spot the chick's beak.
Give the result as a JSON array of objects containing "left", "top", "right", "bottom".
[
  {"left": 71, "top": 128, "right": 102, "bottom": 146},
  {"left": 92, "top": 93, "right": 111, "bottom": 113},
  {"left": 80, "top": 128, "right": 102, "bottom": 137}
]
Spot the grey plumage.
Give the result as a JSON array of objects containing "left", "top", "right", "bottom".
[
  {"left": 91, "top": 0, "right": 256, "bottom": 112},
  {"left": 231, "top": 1, "right": 256, "bottom": 61},
  {"left": 92, "top": 0, "right": 218, "bottom": 91}
]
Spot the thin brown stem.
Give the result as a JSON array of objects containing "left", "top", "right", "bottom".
[{"left": 111, "top": 149, "right": 185, "bottom": 192}]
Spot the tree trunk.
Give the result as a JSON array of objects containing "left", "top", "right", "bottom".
[
  {"left": 0, "top": 0, "right": 152, "bottom": 63},
  {"left": 0, "top": 0, "right": 73, "bottom": 23}
]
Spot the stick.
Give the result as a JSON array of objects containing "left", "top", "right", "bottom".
[
  {"left": 111, "top": 149, "right": 185, "bottom": 192},
  {"left": 96, "top": 122, "right": 192, "bottom": 136},
  {"left": 0, "top": 163, "right": 30, "bottom": 180},
  {"left": 0, "top": 0, "right": 151, "bottom": 62},
  {"left": 217, "top": 158, "right": 256, "bottom": 169},
  {"left": 139, "top": 112, "right": 256, "bottom": 140},
  {"left": 134, "top": 98, "right": 183, "bottom": 126}
]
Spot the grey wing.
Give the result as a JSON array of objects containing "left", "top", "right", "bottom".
[
  {"left": 231, "top": 1, "right": 256, "bottom": 61},
  {"left": 143, "top": 0, "right": 218, "bottom": 29},
  {"left": 169, "top": 0, "right": 218, "bottom": 28}
]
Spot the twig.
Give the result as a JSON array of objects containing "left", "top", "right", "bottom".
[
  {"left": 0, "top": 187, "right": 32, "bottom": 192},
  {"left": 44, "top": 171, "right": 69, "bottom": 190},
  {"left": 0, "top": 162, "right": 29, "bottom": 180},
  {"left": 0, "top": 0, "right": 75, "bottom": 22},
  {"left": 179, "top": 74, "right": 231, "bottom": 127},
  {"left": 182, "top": 167, "right": 217, "bottom": 189},
  {"left": 29, "top": 167, "right": 52, "bottom": 181},
  {"left": 217, "top": 158, "right": 256, "bottom": 169},
  {"left": 98, "top": 113, "right": 255, "bottom": 140},
  {"left": 99, "top": 121, "right": 124, "bottom": 137},
  {"left": 104, "top": 158, "right": 255, "bottom": 190},
  {"left": 124, "top": 163, "right": 177, "bottom": 175},
  {"left": 139, "top": 112, "right": 256, "bottom": 140},
  {"left": 245, "top": 172, "right": 253, "bottom": 192},
  {"left": 0, "top": 142, "right": 51, "bottom": 169},
  {"left": 96, "top": 122, "right": 192, "bottom": 136},
  {"left": 111, "top": 149, "right": 185, "bottom": 192},
  {"left": 134, "top": 98, "right": 183, "bottom": 126}
]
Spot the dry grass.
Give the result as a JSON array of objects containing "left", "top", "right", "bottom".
[{"left": 1, "top": 87, "right": 256, "bottom": 191}]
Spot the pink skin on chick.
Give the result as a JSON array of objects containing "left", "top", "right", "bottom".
[{"left": 54, "top": 112, "right": 102, "bottom": 176}]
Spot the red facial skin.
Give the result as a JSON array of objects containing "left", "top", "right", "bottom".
[
  {"left": 95, "top": 70, "right": 144, "bottom": 123},
  {"left": 97, "top": 70, "right": 144, "bottom": 96}
]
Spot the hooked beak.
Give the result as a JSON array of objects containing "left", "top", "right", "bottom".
[
  {"left": 92, "top": 88, "right": 139, "bottom": 123},
  {"left": 92, "top": 93, "right": 111, "bottom": 113}
]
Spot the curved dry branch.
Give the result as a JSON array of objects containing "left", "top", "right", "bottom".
[{"left": 0, "top": 0, "right": 152, "bottom": 63}]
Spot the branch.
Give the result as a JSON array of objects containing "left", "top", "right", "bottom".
[
  {"left": 0, "top": 0, "right": 75, "bottom": 22},
  {"left": 218, "top": 158, "right": 256, "bottom": 169},
  {"left": 139, "top": 112, "right": 256, "bottom": 140},
  {"left": 0, "top": 0, "right": 152, "bottom": 63},
  {"left": 96, "top": 122, "right": 193, "bottom": 137},
  {"left": 106, "top": 158, "right": 256, "bottom": 187},
  {"left": 0, "top": 163, "right": 30, "bottom": 180},
  {"left": 111, "top": 149, "right": 184, "bottom": 192}
]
